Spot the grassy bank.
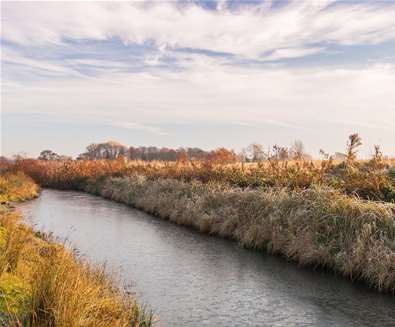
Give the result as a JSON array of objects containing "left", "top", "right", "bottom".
[
  {"left": 14, "top": 155, "right": 395, "bottom": 202},
  {"left": 83, "top": 175, "right": 395, "bottom": 292},
  {"left": 0, "top": 173, "right": 153, "bottom": 326},
  {"left": 7, "top": 159, "right": 395, "bottom": 292}
]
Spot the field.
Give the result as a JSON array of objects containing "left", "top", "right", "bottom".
[
  {"left": 2, "top": 148, "right": 394, "bottom": 293},
  {"left": 0, "top": 172, "right": 154, "bottom": 326},
  {"left": 11, "top": 149, "right": 395, "bottom": 202}
]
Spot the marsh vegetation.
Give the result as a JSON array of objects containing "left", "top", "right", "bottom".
[
  {"left": 0, "top": 173, "right": 153, "bottom": 326},
  {"left": 3, "top": 134, "right": 394, "bottom": 293}
]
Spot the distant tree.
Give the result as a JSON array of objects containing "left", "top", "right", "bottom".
[
  {"left": 102, "top": 141, "right": 127, "bottom": 159},
  {"left": 208, "top": 148, "right": 237, "bottom": 164},
  {"left": 76, "top": 153, "right": 88, "bottom": 161},
  {"left": 38, "top": 150, "right": 60, "bottom": 161},
  {"left": 0, "top": 156, "right": 9, "bottom": 163},
  {"left": 128, "top": 146, "right": 143, "bottom": 160},
  {"left": 186, "top": 147, "right": 208, "bottom": 161},
  {"left": 149, "top": 147, "right": 159, "bottom": 160},
  {"left": 127, "top": 146, "right": 206, "bottom": 161},
  {"left": 80, "top": 141, "right": 128, "bottom": 160},
  {"left": 0, "top": 156, "right": 11, "bottom": 172},
  {"left": 289, "top": 140, "right": 306, "bottom": 160},
  {"left": 176, "top": 149, "right": 188, "bottom": 163},
  {"left": 161, "top": 148, "right": 177, "bottom": 161},
  {"left": 13, "top": 152, "right": 29, "bottom": 161},
  {"left": 246, "top": 143, "right": 265, "bottom": 162},
  {"left": 271, "top": 145, "right": 289, "bottom": 160},
  {"left": 237, "top": 148, "right": 249, "bottom": 163}
]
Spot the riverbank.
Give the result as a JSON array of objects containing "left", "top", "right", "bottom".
[
  {"left": 22, "top": 188, "right": 395, "bottom": 326},
  {"left": 82, "top": 175, "right": 395, "bottom": 293},
  {"left": 7, "top": 159, "right": 395, "bottom": 292},
  {"left": 0, "top": 172, "right": 153, "bottom": 326}
]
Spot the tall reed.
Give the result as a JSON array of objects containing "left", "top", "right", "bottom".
[
  {"left": 85, "top": 175, "right": 395, "bottom": 292},
  {"left": 13, "top": 153, "right": 395, "bottom": 202}
]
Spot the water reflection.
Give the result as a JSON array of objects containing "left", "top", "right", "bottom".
[{"left": 19, "top": 190, "right": 395, "bottom": 327}]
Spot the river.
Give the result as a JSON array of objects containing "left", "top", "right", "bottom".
[{"left": 19, "top": 190, "right": 395, "bottom": 327}]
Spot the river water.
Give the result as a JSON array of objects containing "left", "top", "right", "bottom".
[{"left": 19, "top": 190, "right": 395, "bottom": 327}]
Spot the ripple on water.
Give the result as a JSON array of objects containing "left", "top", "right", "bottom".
[{"left": 18, "top": 190, "right": 395, "bottom": 327}]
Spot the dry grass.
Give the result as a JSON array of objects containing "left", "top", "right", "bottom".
[
  {"left": 4, "top": 156, "right": 395, "bottom": 292},
  {"left": 0, "top": 173, "right": 154, "bottom": 326},
  {"left": 11, "top": 154, "right": 395, "bottom": 202},
  {"left": 85, "top": 175, "right": 395, "bottom": 292},
  {"left": 0, "top": 172, "right": 39, "bottom": 204}
]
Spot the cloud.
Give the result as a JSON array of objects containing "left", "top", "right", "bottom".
[
  {"left": 68, "top": 59, "right": 130, "bottom": 69},
  {"left": 104, "top": 121, "right": 167, "bottom": 136},
  {"left": 2, "top": 48, "right": 79, "bottom": 77},
  {"left": 2, "top": 1, "right": 395, "bottom": 59},
  {"left": 3, "top": 56, "right": 395, "bottom": 133},
  {"left": 2, "top": 1, "right": 395, "bottom": 157},
  {"left": 263, "top": 47, "right": 324, "bottom": 61}
]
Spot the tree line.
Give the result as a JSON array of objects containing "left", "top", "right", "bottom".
[
  {"left": 34, "top": 140, "right": 313, "bottom": 162},
  {"left": 3, "top": 133, "right": 390, "bottom": 165}
]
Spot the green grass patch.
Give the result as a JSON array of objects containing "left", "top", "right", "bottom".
[{"left": 0, "top": 273, "right": 31, "bottom": 315}]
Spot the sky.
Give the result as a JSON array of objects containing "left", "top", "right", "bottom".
[{"left": 1, "top": 0, "right": 395, "bottom": 158}]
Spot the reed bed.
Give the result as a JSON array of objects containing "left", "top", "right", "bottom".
[
  {"left": 84, "top": 175, "right": 395, "bottom": 292},
  {"left": 12, "top": 154, "right": 395, "bottom": 202},
  {"left": 0, "top": 172, "right": 154, "bottom": 326},
  {"left": 4, "top": 155, "right": 395, "bottom": 292}
]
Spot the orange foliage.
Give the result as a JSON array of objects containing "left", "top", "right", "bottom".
[{"left": 3, "top": 154, "right": 394, "bottom": 202}]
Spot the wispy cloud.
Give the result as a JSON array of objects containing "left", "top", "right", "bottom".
[
  {"left": 1, "top": 0, "right": 395, "bottom": 156},
  {"left": 4, "top": 59, "right": 395, "bottom": 130},
  {"left": 2, "top": 48, "right": 79, "bottom": 77},
  {"left": 263, "top": 47, "right": 324, "bottom": 61},
  {"left": 105, "top": 121, "right": 167, "bottom": 136},
  {"left": 2, "top": 1, "right": 395, "bottom": 60}
]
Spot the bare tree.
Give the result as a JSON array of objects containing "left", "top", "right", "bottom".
[
  {"left": 289, "top": 140, "right": 305, "bottom": 160},
  {"left": 247, "top": 143, "right": 265, "bottom": 162},
  {"left": 80, "top": 141, "right": 127, "bottom": 160},
  {"left": 237, "top": 148, "right": 249, "bottom": 163}
]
